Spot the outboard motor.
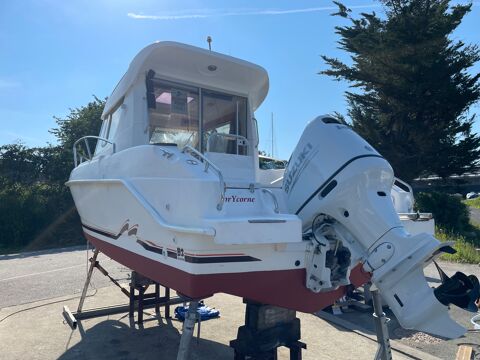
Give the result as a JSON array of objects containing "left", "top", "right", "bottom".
[{"left": 285, "top": 115, "right": 479, "bottom": 338}]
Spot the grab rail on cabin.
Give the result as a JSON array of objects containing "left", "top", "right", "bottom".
[
  {"left": 206, "top": 133, "right": 250, "bottom": 155},
  {"left": 261, "top": 188, "right": 279, "bottom": 213},
  {"left": 182, "top": 145, "right": 226, "bottom": 211},
  {"left": 73, "top": 136, "right": 115, "bottom": 167}
]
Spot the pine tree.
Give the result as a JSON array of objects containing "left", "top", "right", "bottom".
[{"left": 321, "top": 0, "right": 480, "bottom": 181}]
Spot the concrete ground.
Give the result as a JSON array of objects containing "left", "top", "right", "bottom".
[
  {"left": 0, "top": 245, "right": 126, "bottom": 308},
  {"left": 0, "top": 285, "right": 421, "bottom": 360},
  {"left": 0, "top": 245, "right": 473, "bottom": 360},
  {"left": 469, "top": 207, "right": 480, "bottom": 224}
]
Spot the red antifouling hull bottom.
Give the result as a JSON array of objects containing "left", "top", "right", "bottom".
[{"left": 85, "top": 232, "right": 371, "bottom": 313}]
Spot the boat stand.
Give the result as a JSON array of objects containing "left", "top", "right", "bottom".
[
  {"left": 371, "top": 288, "right": 392, "bottom": 360},
  {"left": 62, "top": 248, "right": 185, "bottom": 329},
  {"left": 229, "top": 299, "right": 306, "bottom": 360},
  {"left": 63, "top": 248, "right": 204, "bottom": 360},
  {"left": 129, "top": 270, "right": 172, "bottom": 323},
  {"left": 177, "top": 301, "right": 200, "bottom": 360}
]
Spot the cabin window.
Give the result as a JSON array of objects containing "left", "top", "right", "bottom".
[
  {"left": 146, "top": 77, "right": 249, "bottom": 155},
  {"left": 147, "top": 79, "right": 200, "bottom": 149},
  {"left": 202, "top": 90, "right": 248, "bottom": 155},
  {"left": 108, "top": 105, "right": 122, "bottom": 141},
  {"left": 94, "top": 118, "right": 111, "bottom": 155},
  {"left": 94, "top": 103, "right": 122, "bottom": 155}
]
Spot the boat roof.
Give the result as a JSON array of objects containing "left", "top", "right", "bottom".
[{"left": 102, "top": 41, "right": 269, "bottom": 118}]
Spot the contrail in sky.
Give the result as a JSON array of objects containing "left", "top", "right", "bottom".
[
  {"left": 127, "top": 4, "right": 380, "bottom": 21},
  {"left": 128, "top": 1, "right": 480, "bottom": 20}
]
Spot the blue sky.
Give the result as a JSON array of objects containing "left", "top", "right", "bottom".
[{"left": 1, "top": 0, "right": 479, "bottom": 160}]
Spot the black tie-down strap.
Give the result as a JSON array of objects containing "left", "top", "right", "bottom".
[{"left": 433, "top": 261, "right": 480, "bottom": 312}]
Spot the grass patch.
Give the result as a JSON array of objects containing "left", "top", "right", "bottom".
[
  {"left": 464, "top": 197, "right": 480, "bottom": 209},
  {"left": 436, "top": 228, "right": 480, "bottom": 263}
]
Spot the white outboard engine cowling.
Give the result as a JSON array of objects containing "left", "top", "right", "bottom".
[{"left": 284, "top": 115, "right": 478, "bottom": 338}]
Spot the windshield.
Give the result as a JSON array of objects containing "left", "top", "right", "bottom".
[
  {"left": 147, "top": 79, "right": 200, "bottom": 148},
  {"left": 202, "top": 90, "right": 248, "bottom": 155},
  {"left": 146, "top": 77, "right": 249, "bottom": 154}
]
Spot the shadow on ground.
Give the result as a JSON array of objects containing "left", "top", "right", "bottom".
[
  {"left": 59, "top": 317, "right": 231, "bottom": 360},
  {"left": 0, "top": 245, "right": 86, "bottom": 260}
]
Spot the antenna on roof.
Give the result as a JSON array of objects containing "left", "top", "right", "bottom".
[{"left": 207, "top": 36, "right": 212, "bottom": 51}]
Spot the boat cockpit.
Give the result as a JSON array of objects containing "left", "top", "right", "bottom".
[{"left": 74, "top": 42, "right": 269, "bottom": 185}]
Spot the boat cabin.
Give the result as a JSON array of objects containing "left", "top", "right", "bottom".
[{"left": 90, "top": 42, "right": 269, "bottom": 184}]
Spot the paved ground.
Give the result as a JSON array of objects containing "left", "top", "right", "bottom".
[
  {"left": 0, "top": 246, "right": 432, "bottom": 360},
  {"left": 469, "top": 207, "right": 480, "bottom": 224},
  {"left": 1, "top": 246, "right": 478, "bottom": 359},
  {"left": 0, "top": 245, "right": 127, "bottom": 309},
  {"left": 0, "top": 287, "right": 419, "bottom": 360}
]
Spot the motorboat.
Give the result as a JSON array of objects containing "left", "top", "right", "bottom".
[
  {"left": 391, "top": 178, "right": 435, "bottom": 235},
  {"left": 68, "top": 41, "right": 478, "bottom": 338}
]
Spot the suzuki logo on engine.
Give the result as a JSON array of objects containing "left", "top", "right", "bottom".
[{"left": 284, "top": 143, "right": 314, "bottom": 194}]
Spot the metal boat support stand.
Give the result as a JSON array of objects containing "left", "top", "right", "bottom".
[
  {"left": 77, "top": 248, "right": 100, "bottom": 313},
  {"left": 371, "top": 288, "right": 393, "bottom": 360},
  {"left": 129, "top": 271, "right": 172, "bottom": 323},
  {"left": 62, "top": 248, "right": 184, "bottom": 330},
  {"left": 176, "top": 301, "right": 200, "bottom": 360}
]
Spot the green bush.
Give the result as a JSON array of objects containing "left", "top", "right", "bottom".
[
  {"left": 436, "top": 229, "right": 480, "bottom": 264},
  {"left": 0, "top": 180, "right": 83, "bottom": 252},
  {"left": 414, "top": 191, "right": 470, "bottom": 234},
  {"left": 0, "top": 98, "right": 104, "bottom": 253}
]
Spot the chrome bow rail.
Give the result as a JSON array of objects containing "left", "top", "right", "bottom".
[
  {"left": 73, "top": 136, "right": 115, "bottom": 167},
  {"left": 182, "top": 145, "right": 226, "bottom": 211},
  {"left": 393, "top": 177, "right": 413, "bottom": 193}
]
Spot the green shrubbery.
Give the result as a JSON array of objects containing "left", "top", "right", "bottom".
[
  {"left": 415, "top": 191, "right": 480, "bottom": 263},
  {"left": 436, "top": 229, "right": 480, "bottom": 263},
  {"left": 0, "top": 181, "right": 81, "bottom": 251},
  {"left": 414, "top": 191, "right": 471, "bottom": 234},
  {"left": 0, "top": 98, "right": 104, "bottom": 253}
]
